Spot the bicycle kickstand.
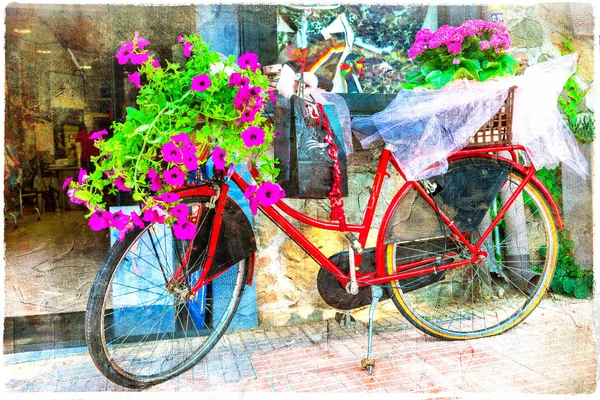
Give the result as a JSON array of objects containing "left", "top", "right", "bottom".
[{"left": 361, "top": 285, "right": 383, "bottom": 375}]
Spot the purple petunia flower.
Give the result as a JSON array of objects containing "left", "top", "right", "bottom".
[
  {"left": 248, "top": 86, "right": 261, "bottom": 97},
  {"left": 142, "top": 206, "right": 168, "bottom": 224},
  {"left": 170, "top": 203, "right": 189, "bottom": 220},
  {"left": 237, "top": 52, "right": 260, "bottom": 72},
  {"left": 78, "top": 168, "right": 89, "bottom": 184},
  {"left": 62, "top": 177, "right": 73, "bottom": 190},
  {"left": 89, "top": 208, "right": 111, "bottom": 231},
  {"left": 178, "top": 34, "right": 184, "bottom": 43},
  {"left": 240, "top": 108, "right": 257, "bottom": 123},
  {"left": 134, "top": 32, "right": 150, "bottom": 50},
  {"left": 256, "top": 181, "right": 285, "bottom": 207},
  {"left": 130, "top": 211, "right": 145, "bottom": 229},
  {"left": 89, "top": 129, "right": 108, "bottom": 140},
  {"left": 163, "top": 166, "right": 186, "bottom": 186},
  {"left": 190, "top": 74, "right": 212, "bottom": 92},
  {"left": 183, "top": 41, "right": 193, "bottom": 58},
  {"left": 108, "top": 210, "right": 131, "bottom": 231},
  {"left": 182, "top": 148, "right": 199, "bottom": 171},
  {"left": 155, "top": 191, "right": 181, "bottom": 203},
  {"left": 173, "top": 219, "right": 197, "bottom": 240},
  {"left": 274, "top": 131, "right": 281, "bottom": 137},
  {"left": 148, "top": 168, "right": 163, "bottom": 191},
  {"left": 241, "top": 126, "right": 265, "bottom": 147},
  {"left": 269, "top": 90, "right": 277, "bottom": 105},
  {"left": 151, "top": 59, "right": 161, "bottom": 68},
  {"left": 114, "top": 176, "right": 131, "bottom": 192},
  {"left": 243, "top": 184, "right": 259, "bottom": 215},
  {"left": 129, "top": 52, "right": 150, "bottom": 65},
  {"left": 161, "top": 141, "right": 183, "bottom": 163},
  {"left": 211, "top": 146, "right": 227, "bottom": 170},
  {"left": 128, "top": 71, "right": 141, "bottom": 89},
  {"left": 116, "top": 42, "right": 133, "bottom": 65}
]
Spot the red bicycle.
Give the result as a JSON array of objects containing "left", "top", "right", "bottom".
[{"left": 85, "top": 127, "right": 559, "bottom": 388}]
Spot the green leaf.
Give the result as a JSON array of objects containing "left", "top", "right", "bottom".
[
  {"left": 405, "top": 70, "right": 422, "bottom": 82},
  {"left": 573, "top": 283, "right": 590, "bottom": 299},
  {"left": 132, "top": 192, "right": 144, "bottom": 201},
  {"left": 74, "top": 190, "right": 92, "bottom": 202},
  {"left": 135, "top": 124, "right": 151, "bottom": 133},
  {"left": 453, "top": 67, "right": 476, "bottom": 81},
  {"left": 426, "top": 68, "right": 455, "bottom": 89},
  {"left": 420, "top": 60, "right": 438, "bottom": 76},
  {"left": 563, "top": 278, "right": 577, "bottom": 295},
  {"left": 459, "top": 58, "right": 481, "bottom": 80},
  {"left": 126, "top": 107, "right": 146, "bottom": 123},
  {"left": 480, "top": 67, "right": 500, "bottom": 81},
  {"left": 499, "top": 54, "right": 519, "bottom": 76}
]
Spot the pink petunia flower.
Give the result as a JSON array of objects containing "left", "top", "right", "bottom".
[
  {"left": 170, "top": 203, "right": 189, "bottom": 220},
  {"left": 237, "top": 52, "right": 260, "bottom": 72},
  {"left": 129, "top": 52, "right": 150, "bottom": 65},
  {"left": 116, "top": 42, "right": 133, "bottom": 65},
  {"left": 114, "top": 176, "right": 131, "bottom": 192},
  {"left": 155, "top": 192, "right": 181, "bottom": 203},
  {"left": 241, "top": 126, "right": 265, "bottom": 147},
  {"left": 240, "top": 108, "right": 257, "bottom": 123},
  {"left": 130, "top": 211, "right": 145, "bottom": 229},
  {"left": 181, "top": 148, "right": 199, "bottom": 171},
  {"left": 148, "top": 168, "right": 163, "bottom": 191},
  {"left": 151, "top": 59, "right": 161, "bottom": 68},
  {"left": 108, "top": 210, "right": 131, "bottom": 231},
  {"left": 128, "top": 71, "right": 141, "bottom": 89},
  {"left": 62, "top": 177, "right": 73, "bottom": 190},
  {"left": 67, "top": 188, "right": 86, "bottom": 205},
  {"left": 161, "top": 141, "right": 183, "bottom": 163},
  {"left": 89, "top": 208, "right": 111, "bottom": 231},
  {"left": 171, "top": 132, "right": 192, "bottom": 146},
  {"left": 78, "top": 168, "right": 89, "bottom": 184},
  {"left": 163, "top": 166, "right": 186, "bottom": 186},
  {"left": 274, "top": 131, "right": 281, "bottom": 137},
  {"left": 173, "top": 219, "right": 197, "bottom": 240},
  {"left": 142, "top": 206, "right": 168, "bottom": 224},
  {"left": 256, "top": 181, "right": 285, "bottom": 207},
  {"left": 178, "top": 34, "right": 184, "bottom": 43},
  {"left": 211, "top": 146, "right": 227, "bottom": 170},
  {"left": 269, "top": 90, "right": 277, "bottom": 105},
  {"left": 190, "top": 74, "right": 212, "bottom": 92},
  {"left": 134, "top": 32, "right": 150, "bottom": 50},
  {"left": 183, "top": 41, "right": 193, "bottom": 57},
  {"left": 89, "top": 129, "right": 108, "bottom": 140}
]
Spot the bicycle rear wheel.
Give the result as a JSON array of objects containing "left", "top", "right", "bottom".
[
  {"left": 383, "top": 160, "right": 558, "bottom": 340},
  {"left": 85, "top": 195, "right": 248, "bottom": 388}
]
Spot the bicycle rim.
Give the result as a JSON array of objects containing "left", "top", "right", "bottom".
[
  {"left": 385, "top": 171, "right": 558, "bottom": 340},
  {"left": 86, "top": 196, "right": 247, "bottom": 387}
]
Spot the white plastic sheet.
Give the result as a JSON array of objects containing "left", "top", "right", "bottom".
[{"left": 352, "top": 53, "right": 588, "bottom": 180}]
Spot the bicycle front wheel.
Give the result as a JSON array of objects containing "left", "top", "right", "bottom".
[
  {"left": 384, "top": 160, "right": 558, "bottom": 340},
  {"left": 85, "top": 195, "right": 248, "bottom": 388}
]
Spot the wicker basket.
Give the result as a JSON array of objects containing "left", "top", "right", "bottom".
[{"left": 466, "top": 86, "right": 516, "bottom": 148}]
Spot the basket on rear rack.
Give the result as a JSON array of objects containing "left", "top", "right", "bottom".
[{"left": 466, "top": 86, "right": 516, "bottom": 149}]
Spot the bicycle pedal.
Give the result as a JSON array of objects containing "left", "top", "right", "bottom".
[
  {"left": 334, "top": 311, "right": 356, "bottom": 328},
  {"left": 361, "top": 358, "right": 375, "bottom": 369}
]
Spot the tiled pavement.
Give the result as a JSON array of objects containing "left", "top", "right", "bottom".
[{"left": 3, "top": 298, "right": 597, "bottom": 394}]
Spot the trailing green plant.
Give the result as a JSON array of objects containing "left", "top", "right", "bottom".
[
  {"left": 539, "top": 230, "right": 593, "bottom": 299},
  {"left": 558, "top": 33, "right": 595, "bottom": 144},
  {"left": 402, "top": 19, "right": 519, "bottom": 90}
]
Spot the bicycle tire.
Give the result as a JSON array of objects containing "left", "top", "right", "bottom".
[
  {"left": 85, "top": 195, "right": 248, "bottom": 388},
  {"left": 383, "top": 157, "right": 558, "bottom": 340}
]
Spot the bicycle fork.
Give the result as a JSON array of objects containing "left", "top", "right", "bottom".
[{"left": 361, "top": 285, "right": 383, "bottom": 375}]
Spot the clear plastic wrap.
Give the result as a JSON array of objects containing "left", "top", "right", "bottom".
[{"left": 352, "top": 53, "right": 588, "bottom": 180}]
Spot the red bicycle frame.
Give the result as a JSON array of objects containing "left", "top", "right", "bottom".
[{"left": 173, "top": 144, "right": 562, "bottom": 293}]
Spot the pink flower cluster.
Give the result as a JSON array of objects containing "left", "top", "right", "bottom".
[
  {"left": 156, "top": 132, "right": 198, "bottom": 187},
  {"left": 230, "top": 71, "right": 265, "bottom": 124},
  {"left": 244, "top": 182, "right": 286, "bottom": 215},
  {"left": 409, "top": 20, "right": 512, "bottom": 58},
  {"left": 115, "top": 32, "right": 162, "bottom": 89}
]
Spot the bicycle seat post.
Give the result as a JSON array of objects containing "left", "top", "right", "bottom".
[{"left": 362, "top": 285, "right": 383, "bottom": 375}]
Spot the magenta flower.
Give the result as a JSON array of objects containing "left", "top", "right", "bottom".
[
  {"left": 130, "top": 211, "right": 145, "bottom": 229},
  {"left": 249, "top": 86, "right": 261, "bottom": 97},
  {"left": 148, "top": 168, "right": 162, "bottom": 191},
  {"left": 182, "top": 149, "right": 199, "bottom": 171},
  {"left": 241, "top": 126, "right": 265, "bottom": 147},
  {"left": 256, "top": 181, "right": 285, "bottom": 207},
  {"left": 163, "top": 166, "right": 186, "bottom": 186},
  {"left": 173, "top": 219, "right": 197, "bottom": 240},
  {"left": 116, "top": 42, "right": 133, "bottom": 65},
  {"left": 108, "top": 210, "right": 130, "bottom": 231},
  {"left": 134, "top": 32, "right": 150, "bottom": 50},
  {"left": 89, "top": 208, "right": 111, "bottom": 231},
  {"left": 155, "top": 192, "right": 180, "bottom": 203},
  {"left": 237, "top": 52, "right": 260, "bottom": 72},
  {"left": 67, "top": 188, "right": 85, "bottom": 205},
  {"left": 229, "top": 72, "right": 243, "bottom": 87},
  {"left": 269, "top": 90, "right": 277, "bottom": 105},
  {"left": 479, "top": 40, "right": 491, "bottom": 51},
  {"left": 170, "top": 203, "right": 189, "bottom": 220},
  {"left": 240, "top": 108, "right": 257, "bottom": 123},
  {"left": 129, "top": 52, "right": 150, "bottom": 65},
  {"left": 244, "top": 184, "right": 259, "bottom": 215},
  {"left": 274, "top": 131, "right": 281, "bottom": 137},
  {"left": 142, "top": 206, "right": 168, "bottom": 224},
  {"left": 211, "top": 146, "right": 227, "bottom": 170},
  {"left": 114, "top": 176, "right": 131, "bottom": 192},
  {"left": 128, "top": 71, "right": 141, "bottom": 89},
  {"left": 183, "top": 41, "right": 193, "bottom": 57},
  {"left": 191, "top": 74, "right": 212, "bottom": 92},
  {"left": 171, "top": 132, "right": 192, "bottom": 146},
  {"left": 178, "top": 34, "right": 184, "bottom": 43},
  {"left": 78, "top": 168, "right": 89, "bottom": 184},
  {"left": 161, "top": 141, "right": 183, "bottom": 163},
  {"left": 62, "top": 177, "right": 73, "bottom": 190},
  {"left": 151, "top": 59, "right": 161, "bottom": 68},
  {"left": 453, "top": 58, "right": 461, "bottom": 65},
  {"left": 89, "top": 129, "right": 108, "bottom": 140}
]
